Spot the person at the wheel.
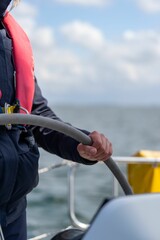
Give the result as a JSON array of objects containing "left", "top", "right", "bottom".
[{"left": 0, "top": 1, "right": 113, "bottom": 239}]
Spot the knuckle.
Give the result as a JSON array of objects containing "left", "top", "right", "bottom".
[
  {"left": 104, "top": 148, "right": 108, "bottom": 155},
  {"left": 90, "top": 131, "right": 97, "bottom": 136},
  {"left": 93, "top": 130, "right": 99, "bottom": 135},
  {"left": 109, "top": 143, "right": 113, "bottom": 153},
  {"left": 101, "top": 133, "right": 106, "bottom": 138},
  {"left": 96, "top": 139, "right": 102, "bottom": 146}
]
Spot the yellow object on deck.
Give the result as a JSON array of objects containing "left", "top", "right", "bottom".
[{"left": 128, "top": 150, "right": 160, "bottom": 194}]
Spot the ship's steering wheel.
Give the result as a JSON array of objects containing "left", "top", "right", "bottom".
[{"left": 0, "top": 114, "right": 133, "bottom": 240}]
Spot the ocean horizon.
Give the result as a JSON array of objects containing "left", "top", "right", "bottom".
[{"left": 27, "top": 104, "right": 160, "bottom": 239}]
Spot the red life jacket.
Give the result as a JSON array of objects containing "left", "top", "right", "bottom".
[{"left": 2, "top": 12, "right": 35, "bottom": 113}]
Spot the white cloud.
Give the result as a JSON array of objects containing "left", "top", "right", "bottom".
[
  {"left": 12, "top": 1, "right": 37, "bottom": 34},
  {"left": 60, "top": 22, "right": 160, "bottom": 85},
  {"left": 12, "top": 1, "right": 160, "bottom": 104},
  {"left": 117, "top": 30, "right": 160, "bottom": 83},
  {"left": 60, "top": 21, "right": 106, "bottom": 49},
  {"left": 134, "top": 0, "right": 160, "bottom": 13},
  {"left": 55, "top": 0, "right": 111, "bottom": 7}
]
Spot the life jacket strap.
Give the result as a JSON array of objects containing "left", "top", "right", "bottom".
[{"left": 2, "top": 12, "right": 35, "bottom": 113}]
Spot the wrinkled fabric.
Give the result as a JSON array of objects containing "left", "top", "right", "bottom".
[
  {"left": 2, "top": 210, "right": 27, "bottom": 240},
  {"left": 0, "top": 26, "right": 15, "bottom": 106},
  {"left": 31, "top": 79, "right": 95, "bottom": 165},
  {"left": 0, "top": 127, "right": 39, "bottom": 226}
]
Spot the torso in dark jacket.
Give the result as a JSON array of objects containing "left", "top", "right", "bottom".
[{"left": 0, "top": 0, "right": 94, "bottom": 227}]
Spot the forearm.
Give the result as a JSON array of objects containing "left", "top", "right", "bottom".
[{"left": 30, "top": 79, "right": 96, "bottom": 165}]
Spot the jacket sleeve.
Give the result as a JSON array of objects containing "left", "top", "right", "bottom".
[{"left": 30, "top": 78, "right": 97, "bottom": 165}]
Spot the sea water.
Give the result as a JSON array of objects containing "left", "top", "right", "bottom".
[{"left": 27, "top": 105, "right": 160, "bottom": 238}]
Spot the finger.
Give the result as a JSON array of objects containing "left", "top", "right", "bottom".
[
  {"left": 87, "top": 144, "right": 111, "bottom": 161},
  {"left": 91, "top": 134, "right": 112, "bottom": 159},
  {"left": 77, "top": 132, "right": 112, "bottom": 161},
  {"left": 93, "top": 141, "right": 113, "bottom": 161},
  {"left": 92, "top": 134, "right": 108, "bottom": 157},
  {"left": 89, "top": 131, "right": 103, "bottom": 150}
]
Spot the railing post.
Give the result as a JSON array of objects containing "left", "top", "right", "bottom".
[
  {"left": 0, "top": 226, "right": 4, "bottom": 240},
  {"left": 68, "top": 164, "right": 89, "bottom": 230}
]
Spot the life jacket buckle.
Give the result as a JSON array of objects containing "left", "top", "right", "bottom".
[
  {"left": 4, "top": 101, "right": 20, "bottom": 129},
  {"left": 4, "top": 103, "right": 13, "bottom": 130}
]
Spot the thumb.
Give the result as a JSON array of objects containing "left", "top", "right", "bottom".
[{"left": 77, "top": 143, "right": 97, "bottom": 157}]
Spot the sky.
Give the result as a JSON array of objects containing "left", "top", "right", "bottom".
[{"left": 11, "top": 0, "right": 160, "bottom": 106}]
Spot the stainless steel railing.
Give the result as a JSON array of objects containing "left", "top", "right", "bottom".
[
  {"left": 39, "top": 160, "right": 89, "bottom": 231},
  {"left": 1, "top": 155, "right": 160, "bottom": 239},
  {"left": 29, "top": 155, "right": 160, "bottom": 239}
]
